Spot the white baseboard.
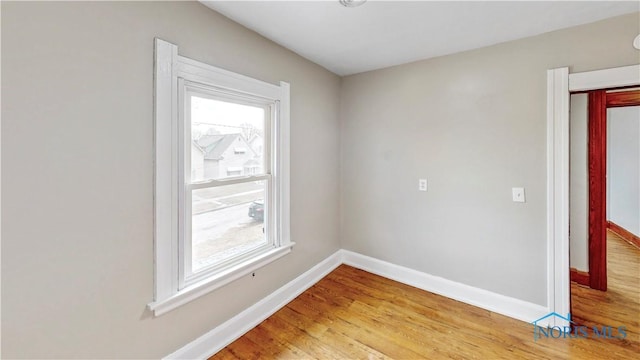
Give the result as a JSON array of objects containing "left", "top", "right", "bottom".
[
  {"left": 341, "top": 250, "right": 550, "bottom": 325},
  {"left": 167, "top": 249, "right": 551, "bottom": 359},
  {"left": 164, "top": 251, "right": 343, "bottom": 359}
]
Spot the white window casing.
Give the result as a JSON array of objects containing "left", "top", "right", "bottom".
[{"left": 149, "top": 39, "right": 292, "bottom": 316}]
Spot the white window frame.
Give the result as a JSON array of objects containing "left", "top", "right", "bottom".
[{"left": 149, "top": 39, "right": 292, "bottom": 316}]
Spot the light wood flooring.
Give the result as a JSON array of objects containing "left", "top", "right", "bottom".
[
  {"left": 570, "top": 231, "right": 640, "bottom": 352},
  {"left": 212, "top": 235, "right": 639, "bottom": 359}
]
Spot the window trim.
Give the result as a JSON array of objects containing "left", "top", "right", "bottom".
[{"left": 149, "top": 39, "right": 292, "bottom": 316}]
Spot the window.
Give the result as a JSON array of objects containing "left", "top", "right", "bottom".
[{"left": 150, "top": 39, "right": 292, "bottom": 316}]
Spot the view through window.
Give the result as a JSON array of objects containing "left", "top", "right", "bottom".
[{"left": 187, "top": 94, "right": 269, "bottom": 276}]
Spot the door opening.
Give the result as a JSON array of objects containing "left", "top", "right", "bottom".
[{"left": 586, "top": 89, "right": 640, "bottom": 291}]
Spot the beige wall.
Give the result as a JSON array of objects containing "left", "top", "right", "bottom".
[
  {"left": 570, "top": 93, "right": 589, "bottom": 272},
  {"left": 608, "top": 106, "right": 640, "bottom": 236},
  {"left": 1, "top": 1, "right": 341, "bottom": 358},
  {"left": 340, "top": 13, "right": 640, "bottom": 306}
]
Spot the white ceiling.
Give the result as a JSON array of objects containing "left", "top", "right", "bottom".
[{"left": 201, "top": 1, "right": 640, "bottom": 76}]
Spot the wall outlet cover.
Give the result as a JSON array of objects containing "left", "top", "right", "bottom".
[
  {"left": 512, "top": 187, "right": 526, "bottom": 203},
  {"left": 419, "top": 179, "right": 428, "bottom": 191}
]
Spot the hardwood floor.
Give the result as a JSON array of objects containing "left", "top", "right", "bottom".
[
  {"left": 212, "top": 241, "right": 639, "bottom": 359},
  {"left": 570, "top": 230, "right": 640, "bottom": 352}
]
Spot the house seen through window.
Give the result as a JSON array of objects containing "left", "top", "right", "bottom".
[{"left": 189, "top": 96, "right": 267, "bottom": 272}]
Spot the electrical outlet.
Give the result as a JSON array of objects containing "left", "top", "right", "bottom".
[
  {"left": 419, "top": 179, "right": 428, "bottom": 192},
  {"left": 512, "top": 187, "right": 525, "bottom": 203}
]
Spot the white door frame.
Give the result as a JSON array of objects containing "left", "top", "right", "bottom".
[{"left": 546, "top": 64, "right": 640, "bottom": 325}]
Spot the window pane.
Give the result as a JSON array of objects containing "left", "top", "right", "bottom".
[
  {"left": 191, "top": 181, "right": 267, "bottom": 273},
  {"left": 190, "top": 95, "right": 265, "bottom": 182}
]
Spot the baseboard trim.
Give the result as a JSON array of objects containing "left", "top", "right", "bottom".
[
  {"left": 167, "top": 249, "right": 551, "bottom": 358},
  {"left": 608, "top": 221, "right": 640, "bottom": 250},
  {"left": 164, "top": 251, "right": 343, "bottom": 360},
  {"left": 569, "top": 267, "right": 590, "bottom": 287},
  {"left": 341, "top": 250, "right": 549, "bottom": 325}
]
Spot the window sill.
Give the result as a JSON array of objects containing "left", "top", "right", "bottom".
[{"left": 148, "top": 243, "right": 295, "bottom": 316}]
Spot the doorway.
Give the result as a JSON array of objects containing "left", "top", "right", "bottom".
[
  {"left": 569, "top": 89, "right": 640, "bottom": 291},
  {"left": 569, "top": 89, "right": 640, "bottom": 335},
  {"left": 546, "top": 64, "right": 640, "bottom": 328},
  {"left": 588, "top": 90, "right": 640, "bottom": 291}
]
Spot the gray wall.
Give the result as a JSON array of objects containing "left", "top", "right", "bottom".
[
  {"left": 340, "top": 13, "right": 640, "bottom": 306},
  {"left": 1, "top": 2, "right": 341, "bottom": 358},
  {"left": 570, "top": 93, "right": 589, "bottom": 272},
  {"left": 608, "top": 106, "right": 640, "bottom": 236}
]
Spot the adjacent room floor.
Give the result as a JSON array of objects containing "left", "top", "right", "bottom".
[
  {"left": 212, "top": 235, "right": 639, "bottom": 359},
  {"left": 570, "top": 230, "right": 640, "bottom": 352}
]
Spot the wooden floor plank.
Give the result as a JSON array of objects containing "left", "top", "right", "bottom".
[
  {"left": 277, "top": 306, "right": 390, "bottom": 360},
  {"left": 569, "top": 230, "right": 640, "bottom": 358},
  {"left": 225, "top": 336, "right": 264, "bottom": 360},
  {"left": 211, "top": 232, "right": 639, "bottom": 359}
]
